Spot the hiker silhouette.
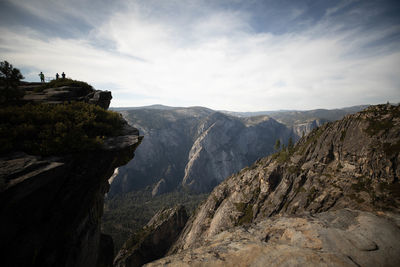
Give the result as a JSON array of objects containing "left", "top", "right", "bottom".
[
  {"left": 61, "top": 72, "right": 66, "bottom": 79},
  {"left": 39, "top": 72, "right": 45, "bottom": 83},
  {"left": 56, "top": 73, "right": 59, "bottom": 80}
]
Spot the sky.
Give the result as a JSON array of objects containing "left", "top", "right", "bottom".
[{"left": 1, "top": 0, "right": 399, "bottom": 111}]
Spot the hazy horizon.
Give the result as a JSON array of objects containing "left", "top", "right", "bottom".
[
  {"left": 1, "top": 0, "right": 400, "bottom": 111},
  {"left": 109, "top": 102, "right": 376, "bottom": 113}
]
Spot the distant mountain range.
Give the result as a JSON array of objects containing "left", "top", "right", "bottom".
[{"left": 109, "top": 105, "right": 368, "bottom": 195}]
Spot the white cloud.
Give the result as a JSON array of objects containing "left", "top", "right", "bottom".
[
  {"left": 1, "top": 1, "right": 399, "bottom": 111},
  {"left": 7, "top": 0, "right": 114, "bottom": 26}
]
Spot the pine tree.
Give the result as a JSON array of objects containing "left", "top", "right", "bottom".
[
  {"left": 274, "top": 139, "right": 281, "bottom": 151},
  {"left": 288, "top": 137, "right": 294, "bottom": 151}
]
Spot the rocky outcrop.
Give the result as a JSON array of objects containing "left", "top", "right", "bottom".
[
  {"left": 152, "top": 178, "right": 167, "bottom": 197},
  {"left": 0, "top": 86, "right": 142, "bottom": 267},
  {"left": 291, "top": 118, "right": 326, "bottom": 137},
  {"left": 169, "top": 104, "right": 400, "bottom": 258},
  {"left": 114, "top": 205, "right": 188, "bottom": 267},
  {"left": 147, "top": 209, "right": 400, "bottom": 267},
  {"left": 21, "top": 82, "right": 112, "bottom": 109},
  {"left": 0, "top": 123, "right": 141, "bottom": 267}
]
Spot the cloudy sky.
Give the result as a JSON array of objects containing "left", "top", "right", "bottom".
[{"left": 1, "top": 0, "right": 399, "bottom": 111}]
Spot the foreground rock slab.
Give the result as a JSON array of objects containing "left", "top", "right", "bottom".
[{"left": 146, "top": 209, "right": 400, "bottom": 267}]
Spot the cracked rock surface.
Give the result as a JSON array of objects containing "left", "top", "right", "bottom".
[{"left": 147, "top": 209, "right": 400, "bottom": 267}]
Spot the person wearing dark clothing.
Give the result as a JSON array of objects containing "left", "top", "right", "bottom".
[
  {"left": 61, "top": 72, "right": 66, "bottom": 79},
  {"left": 39, "top": 72, "right": 45, "bottom": 83},
  {"left": 56, "top": 73, "right": 59, "bottom": 80}
]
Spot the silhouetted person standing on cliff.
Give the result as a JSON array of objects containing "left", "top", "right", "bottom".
[
  {"left": 56, "top": 73, "right": 59, "bottom": 80},
  {"left": 62, "top": 72, "right": 66, "bottom": 79},
  {"left": 39, "top": 72, "right": 45, "bottom": 83}
]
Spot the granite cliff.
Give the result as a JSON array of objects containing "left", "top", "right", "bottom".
[
  {"left": 0, "top": 84, "right": 142, "bottom": 267},
  {"left": 110, "top": 108, "right": 293, "bottom": 195},
  {"left": 109, "top": 107, "right": 212, "bottom": 195},
  {"left": 182, "top": 112, "right": 290, "bottom": 192},
  {"left": 145, "top": 104, "right": 400, "bottom": 266},
  {"left": 114, "top": 205, "right": 188, "bottom": 267},
  {"left": 110, "top": 105, "right": 366, "bottom": 195}
]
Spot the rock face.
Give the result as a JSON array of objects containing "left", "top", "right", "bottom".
[
  {"left": 109, "top": 107, "right": 212, "bottom": 195},
  {"left": 0, "top": 87, "right": 142, "bottom": 267},
  {"left": 182, "top": 113, "right": 291, "bottom": 192},
  {"left": 291, "top": 119, "right": 326, "bottom": 137},
  {"left": 152, "top": 178, "right": 167, "bottom": 197},
  {"left": 114, "top": 205, "right": 188, "bottom": 267},
  {"left": 110, "top": 108, "right": 292, "bottom": 194},
  {"left": 160, "top": 104, "right": 400, "bottom": 265},
  {"left": 147, "top": 209, "right": 400, "bottom": 267},
  {"left": 21, "top": 82, "right": 112, "bottom": 109},
  {"left": 110, "top": 105, "right": 366, "bottom": 195},
  {"left": 0, "top": 124, "right": 141, "bottom": 267}
]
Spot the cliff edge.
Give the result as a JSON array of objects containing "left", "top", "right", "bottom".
[{"left": 0, "top": 84, "right": 142, "bottom": 267}]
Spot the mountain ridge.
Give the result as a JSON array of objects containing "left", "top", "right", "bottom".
[
  {"left": 109, "top": 105, "right": 368, "bottom": 195},
  {"left": 170, "top": 104, "right": 400, "bottom": 253},
  {"left": 113, "top": 103, "right": 400, "bottom": 267},
  {"left": 110, "top": 108, "right": 292, "bottom": 194},
  {"left": 139, "top": 103, "right": 400, "bottom": 267}
]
